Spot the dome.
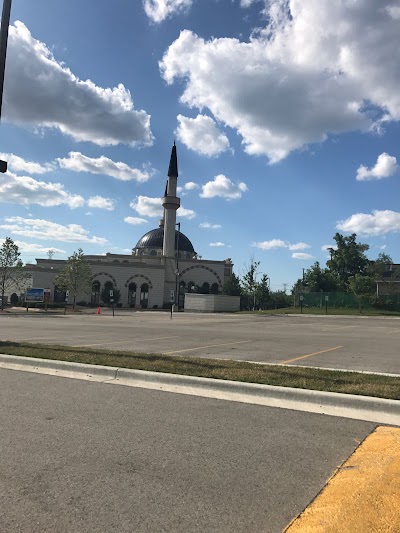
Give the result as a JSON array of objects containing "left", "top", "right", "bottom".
[{"left": 134, "top": 228, "right": 195, "bottom": 254}]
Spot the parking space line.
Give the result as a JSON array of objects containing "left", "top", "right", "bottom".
[
  {"left": 163, "top": 340, "right": 250, "bottom": 355},
  {"left": 73, "top": 336, "right": 179, "bottom": 347},
  {"left": 387, "top": 328, "right": 400, "bottom": 335},
  {"left": 280, "top": 345, "right": 343, "bottom": 365}
]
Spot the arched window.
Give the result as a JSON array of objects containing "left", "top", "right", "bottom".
[
  {"left": 128, "top": 282, "right": 137, "bottom": 307},
  {"left": 149, "top": 250, "right": 157, "bottom": 256},
  {"left": 91, "top": 280, "right": 101, "bottom": 305},
  {"left": 140, "top": 283, "right": 149, "bottom": 308}
]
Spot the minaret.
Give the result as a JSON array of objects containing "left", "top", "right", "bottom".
[{"left": 162, "top": 142, "right": 180, "bottom": 258}]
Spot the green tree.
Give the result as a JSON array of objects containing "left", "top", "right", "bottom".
[
  {"left": 210, "top": 282, "right": 219, "bottom": 294},
  {"left": 222, "top": 273, "right": 241, "bottom": 296},
  {"left": 255, "top": 274, "right": 270, "bottom": 309},
  {"left": 55, "top": 248, "right": 92, "bottom": 309},
  {"left": 296, "top": 262, "right": 343, "bottom": 293},
  {"left": 198, "top": 282, "right": 210, "bottom": 294},
  {"left": 327, "top": 233, "right": 370, "bottom": 289},
  {"left": 349, "top": 274, "right": 375, "bottom": 312},
  {"left": 100, "top": 280, "right": 121, "bottom": 305},
  {"left": 270, "top": 291, "right": 292, "bottom": 309},
  {"left": 241, "top": 259, "right": 260, "bottom": 309},
  {"left": 367, "top": 252, "right": 393, "bottom": 280},
  {"left": 0, "top": 237, "right": 27, "bottom": 310}
]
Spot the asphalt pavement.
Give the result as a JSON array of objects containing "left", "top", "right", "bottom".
[
  {"left": 0, "top": 368, "right": 376, "bottom": 533},
  {"left": 1, "top": 311, "right": 400, "bottom": 374}
]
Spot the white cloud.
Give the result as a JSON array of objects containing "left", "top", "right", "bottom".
[
  {"left": 176, "top": 114, "right": 230, "bottom": 157},
  {"left": 200, "top": 174, "right": 247, "bottom": 200},
  {"left": 130, "top": 195, "right": 196, "bottom": 219},
  {"left": 143, "top": 0, "right": 193, "bottom": 23},
  {"left": 0, "top": 238, "right": 66, "bottom": 255},
  {"left": 288, "top": 242, "right": 311, "bottom": 251},
  {"left": 253, "top": 239, "right": 287, "bottom": 250},
  {"left": 0, "top": 153, "right": 53, "bottom": 174},
  {"left": 337, "top": 210, "right": 400, "bottom": 236},
  {"left": 356, "top": 152, "right": 398, "bottom": 181},
  {"left": 0, "top": 217, "right": 108, "bottom": 244},
  {"left": 209, "top": 242, "right": 225, "bottom": 247},
  {"left": 124, "top": 216, "right": 148, "bottom": 225},
  {"left": 6, "top": 22, "right": 152, "bottom": 146},
  {"left": 57, "top": 152, "right": 153, "bottom": 182},
  {"left": 184, "top": 181, "right": 199, "bottom": 190},
  {"left": 160, "top": 2, "right": 400, "bottom": 162},
  {"left": 0, "top": 171, "right": 85, "bottom": 208},
  {"left": 199, "top": 222, "right": 221, "bottom": 229},
  {"left": 292, "top": 253, "right": 314, "bottom": 260},
  {"left": 87, "top": 196, "right": 115, "bottom": 211},
  {"left": 178, "top": 207, "right": 196, "bottom": 219},
  {"left": 131, "top": 196, "right": 163, "bottom": 218},
  {"left": 253, "top": 239, "right": 311, "bottom": 251}
]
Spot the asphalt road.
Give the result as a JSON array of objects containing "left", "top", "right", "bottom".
[
  {"left": 1, "top": 311, "right": 400, "bottom": 374},
  {"left": 0, "top": 369, "right": 375, "bottom": 533}
]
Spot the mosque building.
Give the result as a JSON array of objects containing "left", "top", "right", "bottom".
[{"left": 24, "top": 144, "right": 234, "bottom": 309}]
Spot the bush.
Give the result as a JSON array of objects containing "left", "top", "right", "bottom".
[{"left": 10, "top": 293, "right": 19, "bottom": 306}]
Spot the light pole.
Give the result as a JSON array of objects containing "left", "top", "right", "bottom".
[{"left": 0, "top": 0, "right": 12, "bottom": 173}]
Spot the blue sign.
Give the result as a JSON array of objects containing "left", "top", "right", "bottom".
[{"left": 25, "top": 288, "right": 44, "bottom": 302}]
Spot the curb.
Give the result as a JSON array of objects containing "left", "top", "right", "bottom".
[{"left": 1, "top": 354, "right": 399, "bottom": 425}]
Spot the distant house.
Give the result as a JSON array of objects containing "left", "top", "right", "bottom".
[{"left": 376, "top": 264, "right": 400, "bottom": 295}]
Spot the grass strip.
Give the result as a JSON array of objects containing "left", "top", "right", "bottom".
[
  {"left": 1, "top": 341, "right": 399, "bottom": 400},
  {"left": 243, "top": 307, "right": 400, "bottom": 316}
]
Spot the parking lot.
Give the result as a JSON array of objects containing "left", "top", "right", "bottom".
[{"left": 1, "top": 311, "right": 399, "bottom": 374}]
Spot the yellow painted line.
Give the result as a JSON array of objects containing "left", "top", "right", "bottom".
[
  {"left": 73, "top": 336, "right": 178, "bottom": 347},
  {"left": 280, "top": 346, "right": 343, "bottom": 365},
  {"left": 163, "top": 340, "right": 249, "bottom": 355},
  {"left": 285, "top": 426, "right": 400, "bottom": 532}
]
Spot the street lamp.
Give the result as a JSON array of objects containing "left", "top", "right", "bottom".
[{"left": 0, "top": 0, "right": 12, "bottom": 174}]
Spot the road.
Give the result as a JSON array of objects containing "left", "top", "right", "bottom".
[
  {"left": 1, "top": 311, "right": 400, "bottom": 373},
  {"left": 0, "top": 368, "right": 375, "bottom": 532}
]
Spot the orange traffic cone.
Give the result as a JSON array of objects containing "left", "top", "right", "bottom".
[{"left": 97, "top": 306, "right": 101, "bottom": 315}]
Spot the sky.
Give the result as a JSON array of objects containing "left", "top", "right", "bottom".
[{"left": 1, "top": 0, "right": 400, "bottom": 292}]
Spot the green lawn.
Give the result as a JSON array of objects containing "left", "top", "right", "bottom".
[
  {"left": 242, "top": 307, "right": 400, "bottom": 317},
  {"left": 1, "top": 341, "right": 399, "bottom": 400}
]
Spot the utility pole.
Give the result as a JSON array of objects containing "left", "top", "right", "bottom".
[{"left": 0, "top": 0, "right": 12, "bottom": 173}]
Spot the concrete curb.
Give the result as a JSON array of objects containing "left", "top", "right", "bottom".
[{"left": 1, "top": 354, "right": 399, "bottom": 425}]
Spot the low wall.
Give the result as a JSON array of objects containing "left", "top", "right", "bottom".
[{"left": 184, "top": 294, "right": 240, "bottom": 313}]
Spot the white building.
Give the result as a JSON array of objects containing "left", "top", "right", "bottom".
[{"left": 23, "top": 144, "right": 233, "bottom": 309}]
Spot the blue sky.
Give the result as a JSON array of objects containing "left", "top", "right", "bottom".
[{"left": 1, "top": 0, "right": 399, "bottom": 291}]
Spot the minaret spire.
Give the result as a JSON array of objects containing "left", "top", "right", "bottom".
[
  {"left": 167, "top": 141, "right": 178, "bottom": 178},
  {"left": 162, "top": 143, "right": 180, "bottom": 258}
]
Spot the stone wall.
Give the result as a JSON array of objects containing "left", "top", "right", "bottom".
[{"left": 184, "top": 294, "right": 240, "bottom": 313}]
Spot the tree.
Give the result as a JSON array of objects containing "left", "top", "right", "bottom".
[
  {"left": 101, "top": 280, "right": 121, "bottom": 305},
  {"left": 210, "top": 282, "right": 219, "bottom": 294},
  {"left": 55, "top": 249, "right": 92, "bottom": 309},
  {"left": 222, "top": 273, "right": 241, "bottom": 296},
  {"left": 327, "top": 233, "right": 370, "bottom": 289},
  {"left": 295, "top": 262, "right": 343, "bottom": 293},
  {"left": 349, "top": 274, "right": 375, "bottom": 312},
  {"left": 241, "top": 258, "right": 260, "bottom": 309},
  {"left": 198, "top": 282, "right": 210, "bottom": 294},
  {"left": 0, "top": 237, "right": 27, "bottom": 310},
  {"left": 255, "top": 274, "right": 270, "bottom": 309},
  {"left": 368, "top": 252, "right": 393, "bottom": 280}
]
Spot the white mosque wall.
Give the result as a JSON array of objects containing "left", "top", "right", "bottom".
[{"left": 184, "top": 294, "right": 240, "bottom": 313}]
